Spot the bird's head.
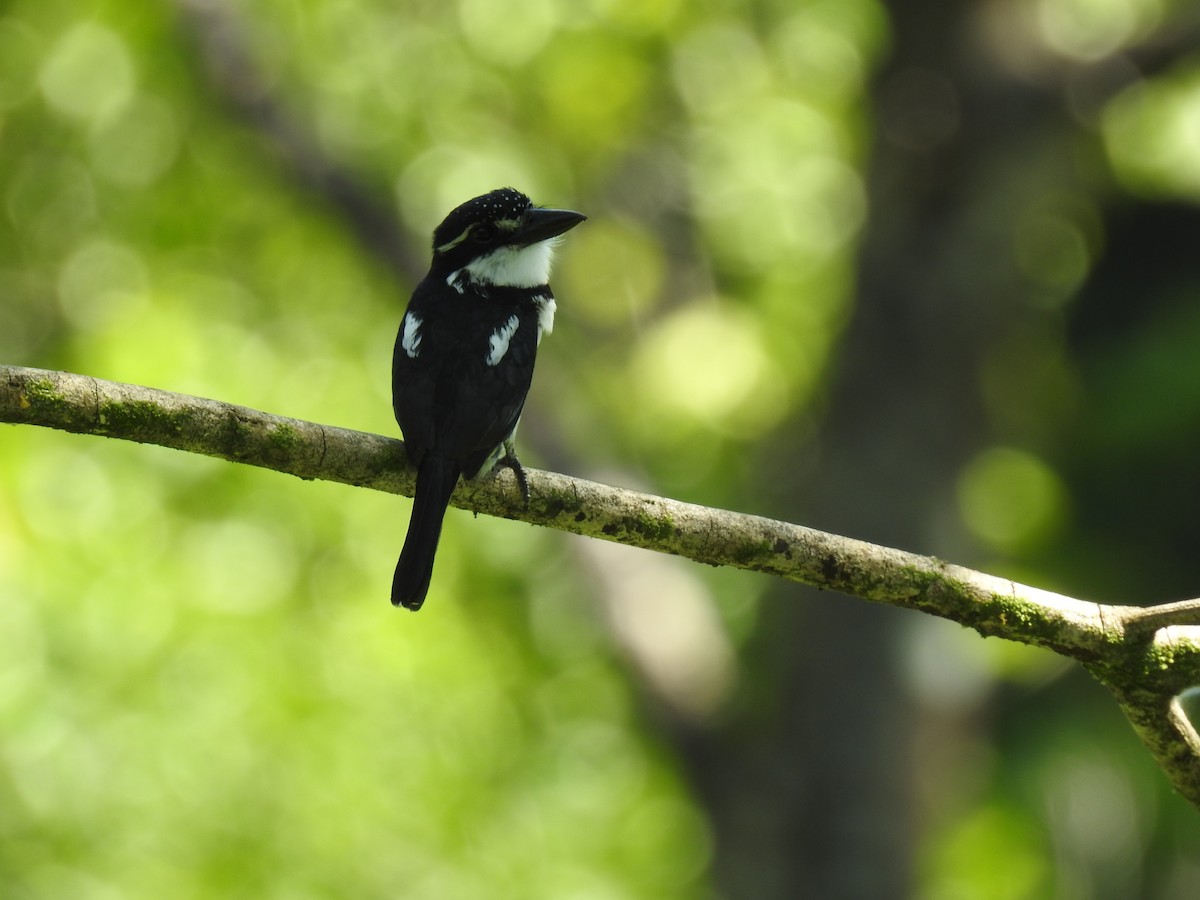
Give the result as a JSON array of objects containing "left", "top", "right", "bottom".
[{"left": 429, "top": 187, "right": 586, "bottom": 289}]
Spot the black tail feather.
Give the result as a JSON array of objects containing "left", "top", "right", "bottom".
[{"left": 392, "top": 456, "right": 460, "bottom": 610}]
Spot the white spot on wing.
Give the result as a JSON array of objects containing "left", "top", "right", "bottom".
[
  {"left": 487, "top": 315, "right": 520, "bottom": 366},
  {"left": 534, "top": 295, "right": 555, "bottom": 343},
  {"left": 401, "top": 312, "right": 422, "bottom": 358}
]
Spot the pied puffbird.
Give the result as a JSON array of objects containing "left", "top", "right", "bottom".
[{"left": 390, "top": 187, "right": 586, "bottom": 610}]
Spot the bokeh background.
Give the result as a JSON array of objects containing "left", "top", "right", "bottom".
[{"left": 2, "top": 0, "right": 1200, "bottom": 896}]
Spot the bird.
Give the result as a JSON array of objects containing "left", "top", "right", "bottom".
[{"left": 390, "top": 187, "right": 586, "bottom": 610}]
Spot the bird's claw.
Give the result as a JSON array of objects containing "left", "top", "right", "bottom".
[{"left": 495, "top": 451, "right": 530, "bottom": 507}]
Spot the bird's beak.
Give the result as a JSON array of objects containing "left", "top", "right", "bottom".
[{"left": 516, "top": 207, "right": 587, "bottom": 246}]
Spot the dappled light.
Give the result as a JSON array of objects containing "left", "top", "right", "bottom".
[{"left": 3, "top": 0, "right": 1200, "bottom": 896}]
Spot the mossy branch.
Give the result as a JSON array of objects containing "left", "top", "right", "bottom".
[{"left": 4, "top": 364, "right": 1200, "bottom": 808}]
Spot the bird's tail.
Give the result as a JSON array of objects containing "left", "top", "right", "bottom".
[{"left": 392, "top": 456, "right": 460, "bottom": 610}]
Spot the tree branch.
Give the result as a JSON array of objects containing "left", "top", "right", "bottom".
[{"left": 4, "top": 363, "right": 1200, "bottom": 808}]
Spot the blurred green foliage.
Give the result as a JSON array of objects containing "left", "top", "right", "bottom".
[{"left": 2, "top": 0, "right": 1200, "bottom": 896}]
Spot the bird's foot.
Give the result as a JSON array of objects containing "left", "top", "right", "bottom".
[{"left": 495, "top": 451, "right": 530, "bottom": 507}]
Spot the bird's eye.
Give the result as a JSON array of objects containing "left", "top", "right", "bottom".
[{"left": 472, "top": 223, "right": 497, "bottom": 243}]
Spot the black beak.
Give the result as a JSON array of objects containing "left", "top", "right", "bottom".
[{"left": 517, "top": 207, "right": 587, "bottom": 246}]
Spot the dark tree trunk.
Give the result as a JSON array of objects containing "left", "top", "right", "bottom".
[{"left": 681, "top": 2, "right": 1120, "bottom": 895}]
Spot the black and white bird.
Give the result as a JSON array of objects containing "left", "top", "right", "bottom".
[{"left": 390, "top": 187, "right": 586, "bottom": 610}]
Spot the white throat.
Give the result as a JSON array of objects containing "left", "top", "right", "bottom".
[{"left": 459, "top": 239, "right": 557, "bottom": 289}]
